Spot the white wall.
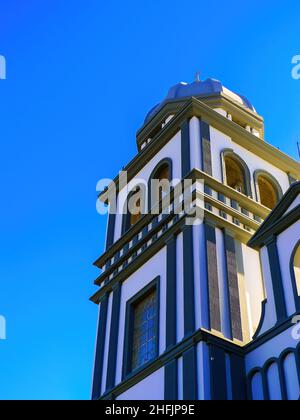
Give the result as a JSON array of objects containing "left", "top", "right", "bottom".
[
  {"left": 246, "top": 326, "right": 298, "bottom": 371},
  {"left": 114, "top": 131, "right": 182, "bottom": 243},
  {"left": 115, "top": 248, "right": 167, "bottom": 386},
  {"left": 209, "top": 127, "right": 290, "bottom": 198},
  {"left": 116, "top": 368, "right": 164, "bottom": 400},
  {"left": 189, "top": 117, "right": 202, "bottom": 170},
  {"left": 241, "top": 243, "right": 265, "bottom": 338},
  {"left": 277, "top": 220, "right": 300, "bottom": 316}
]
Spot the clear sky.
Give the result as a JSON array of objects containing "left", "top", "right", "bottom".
[{"left": 0, "top": 0, "right": 299, "bottom": 400}]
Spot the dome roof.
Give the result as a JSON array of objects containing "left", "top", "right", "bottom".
[{"left": 144, "top": 78, "right": 256, "bottom": 124}]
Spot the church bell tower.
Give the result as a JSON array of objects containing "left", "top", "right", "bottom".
[{"left": 91, "top": 77, "right": 300, "bottom": 400}]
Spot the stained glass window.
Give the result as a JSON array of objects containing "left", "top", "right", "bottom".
[{"left": 131, "top": 290, "right": 157, "bottom": 371}]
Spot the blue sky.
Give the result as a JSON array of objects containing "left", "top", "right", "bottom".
[{"left": 0, "top": 0, "right": 299, "bottom": 400}]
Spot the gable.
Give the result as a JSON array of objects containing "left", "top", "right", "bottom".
[{"left": 248, "top": 182, "right": 300, "bottom": 249}]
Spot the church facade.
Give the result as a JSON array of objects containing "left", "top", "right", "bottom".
[{"left": 91, "top": 78, "right": 300, "bottom": 400}]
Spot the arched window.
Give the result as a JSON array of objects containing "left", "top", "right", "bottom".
[
  {"left": 221, "top": 150, "right": 252, "bottom": 197},
  {"left": 293, "top": 245, "right": 300, "bottom": 296},
  {"left": 254, "top": 171, "right": 283, "bottom": 210},
  {"left": 257, "top": 176, "right": 279, "bottom": 209},
  {"left": 122, "top": 186, "right": 145, "bottom": 234},
  {"left": 148, "top": 159, "right": 172, "bottom": 212},
  {"left": 224, "top": 156, "right": 246, "bottom": 194}
]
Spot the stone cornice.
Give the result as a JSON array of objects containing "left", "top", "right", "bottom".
[{"left": 99, "top": 97, "right": 300, "bottom": 203}]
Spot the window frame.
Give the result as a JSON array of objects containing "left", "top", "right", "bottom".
[
  {"left": 121, "top": 184, "right": 146, "bottom": 235},
  {"left": 253, "top": 170, "right": 283, "bottom": 208},
  {"left": 148, "top": 158, "right": 173, "bottom": 212},
  {"left": 122, "top": 277, "right": 160, "bottom": 380},
  {"left": 220, "top": 149, "right": 253, "bottom": 198},
  {"left": 290, "top": 240, "right": 300, "bottom": 312}
]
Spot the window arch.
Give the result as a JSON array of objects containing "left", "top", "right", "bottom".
[
  {"left": 122, "top": 185, "right": 146, "bottom": 234},
  {"left": 291, "top": 241, "right": 300, "bottom": 310},
  {"left": 254, "top": 170, "right": 283, "bottom": 210},
  {"left": 221, "top": 150, "right": 252, "bottom": 197},
  {"left": 148, "top": 158, "right": 173, "bottom": 212}
]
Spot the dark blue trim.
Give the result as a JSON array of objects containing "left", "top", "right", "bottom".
[
  {"left": 106, "top": 213, "right": 116, "bottom": 251},
  {"left": 209, "top": 345, "right": 227, "bottom": 400},
  {"left": 122, "top": 184, "right": 147, "bottom": 235},
  {"left": 200, "top": 120, "right": 212, "bottom": 176},
  {"left": 105, "top": 282, "right": 122, "bottom": 391},
  {"left": 92, "top": 293, "right": 109, "bottom": 400},
  {"left": 183, "top": 346, "right": 198, "bottom": 400},
  {"left": 290, "top": 240, "right": 300, "bottom": 312},
  {"left": 164, "top": 359, "right": 178, "bottom": 400},
  {"left": 183, "top": 225, "right": 195, "bottom": 337},
  {"left": 166, "top": 235, "right": 177, "bottom": 348},
  {"left": 266, "top": 237, "right": 287, "bottom": 323},
  {"left": 181, "top": 119, "right": 191, "bottom": 178},
  {"left": 230, "top": 354, "right": 247, "bottom": 400},
  {"left": 252, "top": 299, "right": 267, "bottom": 339},
  {"left": 148, "top": 158, "right": 173, "bottom": 212}
]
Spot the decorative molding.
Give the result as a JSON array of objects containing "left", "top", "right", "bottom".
[
  {"left": 100, "top": 99, "right": 300, "bottom": 203},
  {"left": 248, "top": 182, "right": 300, "bottom": 248},
  {"left": 266, "top": 237, "right": 287, "bottom": 324},
  {"left": 99, "top": 328, "right": 245, "bottom": 400},
  {"left": 164, "top": 359, "right": 178, "bottom": 400}
]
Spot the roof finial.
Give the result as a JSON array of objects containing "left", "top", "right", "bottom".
[{"left": 195, "top": 71, "right": 201, "bottom": 82}]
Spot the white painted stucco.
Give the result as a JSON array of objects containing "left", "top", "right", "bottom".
[
  {"left": 246, "top": 326, "right": 298, "bottom": 371},
  {"left": 116, "top": 368, "right": 164, "bottom": 400},
  {"left": 256, "top": 245, "right": 277, "bottom": 335},
  {"left": 114, "top": 131, "right": 182, "bottom": 243},
  {"left": 114, "top": 248, "right": 167, "bottom": 386},
  {"left": 209, "top": 127, "right": 290, "bottom": 199},
  {"left": 277, "top": 220, "right": 300, "bottom": 317},
  {"left": 189, "top": 117, "right": 202, "bottom": 171}
]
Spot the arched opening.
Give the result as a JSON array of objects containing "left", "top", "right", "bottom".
[
  {"left": 293, "top": 245, "right": 300, "bottom": 296},
  {"left": 122, "top": 186, "right": 145, "bottom": 234},
  {"left": 148, "top": 159, "right": 172, "bottom": 212},
  {"left": 224, "top": 155, "right": 247, "bottom": 194},
  {"left": 257, "top": 175, "right": 279, "bottom": 209}
]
